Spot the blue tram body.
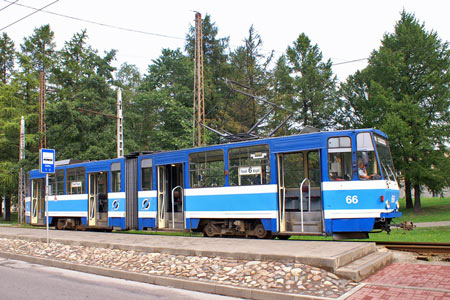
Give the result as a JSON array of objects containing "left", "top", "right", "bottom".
[
  {"left": 26, "top": 129, "right": 401, "bottom": 239},
  {"left": 26, "top": 158, "right": 126, "bottom": 230}
]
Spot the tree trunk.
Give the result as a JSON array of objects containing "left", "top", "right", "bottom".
[
  {"left": 0, "top": 196, "right": 3, "bottom": 217},
  {"left": 4, "top": 195, "right": 10, "bottom": 221},
  {"left": 303, "top": 99, "right": 308, "bottom": 126},
  {"left": 413, "top": 184, "right": 421, "bottom": 212},
  {"left": 405, "top": 178, "right": 413, "bottom": 209}
]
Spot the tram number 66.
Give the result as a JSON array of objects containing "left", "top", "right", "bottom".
[{"left": 345, "top": 195, "right": 359, "bottom": 204}]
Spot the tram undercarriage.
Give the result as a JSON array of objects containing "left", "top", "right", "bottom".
[{"left": 197, "top": 219, "right": 271, "bottom": 239}]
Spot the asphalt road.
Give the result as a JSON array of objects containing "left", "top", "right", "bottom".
[{"left": 0, "top": 258, "right": 239, "bottom": 300}]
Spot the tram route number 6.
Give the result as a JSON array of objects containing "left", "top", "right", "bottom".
[{"left": 346, "top": 195, "right": 358, "bottom": 204}]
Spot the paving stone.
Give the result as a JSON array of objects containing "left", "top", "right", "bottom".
[{"left": 0, "top": 237, "right": 359, "bottom": 297}]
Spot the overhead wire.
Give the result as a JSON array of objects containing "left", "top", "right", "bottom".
[
  {"left": 332, "top": 57, "right": 368, "bottom": 66},
  {"left": 3, "top": 0, "right": 184, "bottom": 40},
  {"left": 2, "top": 1, "right": 368, "bottom": 69},
  {"left": 0, "top": 0, "right": 17, "bottom": 12},
  {"left": 0, "top": 0, "right": 59, "bottom": 31}
]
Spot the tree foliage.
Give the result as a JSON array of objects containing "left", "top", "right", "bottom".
[
  {"left": 47, "top": 30, "right": 117, "bottom": 160},
  {"left": 285, "top": 33, "right": 338, "bottom": 131},
  {"left": 226, "top": 25, "right": 274, "bottom": 135},
  {"left": 0, "top": 33, "right": 15, "bottom": 84},
  {"left": 128, "top": 49, "right": 193, "bottom": 151},
  {"left": 338, "top": 11, "right": 450, "bottom": 210}
]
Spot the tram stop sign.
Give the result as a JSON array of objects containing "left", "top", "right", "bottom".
[{"left": 39, "top": 149, "right": 55, "bottom": 174}]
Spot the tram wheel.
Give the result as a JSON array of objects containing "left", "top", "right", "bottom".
[
  {"left": 203, "top": 222, "right": 216, "bottom": 237},
  {"left": 55, "top": 218, "right": 64, "bottom": 230},
  {"left": 254, "top": 224, "right": 269, "bottom": 239}
]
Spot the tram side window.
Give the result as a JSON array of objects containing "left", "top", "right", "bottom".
[
  {"left": 111, "top": 162, "right": 121, "bottom": 192},
  {"left": 229, "top": 145, "right": 270, "bottom": 186},
  {"left": 66, "top": 167, "right": 85, "bottom": 194},
  {"left": 111, "top": 171, "right": 121, "bottom": 192},
  {"left": 141, "top": 158, "right": 153, "bottom": 191},
  {"left": 357, "top": 132, "right": 380, "bottom": 180},
  {"left": 189, "top": 150, "right": 225, "bottom": 188},
  {"left": 141, "top": 168, "right": 152, "bottom": 190},
  {"left": 49, "top": 169, "right": 65, "bottom": 195},
  {"left": 328, "top": 137, "right": 352, "bottom": 181}
]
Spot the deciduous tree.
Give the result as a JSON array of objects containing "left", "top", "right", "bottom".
[{"left": 338, "top": 11, "right": 450, "bottom": 210}]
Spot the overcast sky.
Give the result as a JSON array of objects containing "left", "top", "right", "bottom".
[{"left": 2, "top": 0, "right": 449, "bottom": 81}]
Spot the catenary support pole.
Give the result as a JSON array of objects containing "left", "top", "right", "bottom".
[
  {"left": 18, "top": 116, "right": 25, "bottom": 224},
  {"left": 117, "top": 88, "right": 124, "bottom": 158}
]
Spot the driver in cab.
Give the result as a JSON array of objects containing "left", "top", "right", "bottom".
[{"left": 358, "top": 158, "right": 375, "bottom": 180}]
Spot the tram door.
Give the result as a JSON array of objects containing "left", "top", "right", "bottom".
[
  {"left": 277, "top": 155, "right": 286, "bottom": 232},
  {"left": 88, "top": 172, "right": 108, "bottom": 227},
  {"left": 157, "top": 164, "right": 184, "bottom": 230},
  {"left": 277, "top": 151, "right": 323, "bottom": 234},
  {"left": 157, "top": 166, "right": 167, "bottom": 229},
  {"left": 31, "top": 178, "right": 45, "bottom": 225}
]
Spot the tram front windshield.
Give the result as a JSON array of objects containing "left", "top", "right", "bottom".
[{"left": 374, "top": 135, "right": 396, "bottom": 181}]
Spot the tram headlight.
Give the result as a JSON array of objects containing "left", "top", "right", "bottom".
[{"left": 386, "top": 200, "right": 390, "bottom": 209}]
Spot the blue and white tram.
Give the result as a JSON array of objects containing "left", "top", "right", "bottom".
[
  {"left": 26, "top": 128, "right": 401, "bottom": 239},
  {"left": 26, "top": 158, "right": 126, "bottom": 230}
]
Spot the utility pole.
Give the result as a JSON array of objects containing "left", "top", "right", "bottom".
[
  {"left": 39, "top": 70, "right": 46, "bottom": 149},
  {"left": 193, "top": 12, "right": 205, "bottom": 146},
  {"left": 18, "top": 116, "right": 26, "bottom": 224},
  {"left": 117, "top": 88, "right": 124, "bottom": 158}
]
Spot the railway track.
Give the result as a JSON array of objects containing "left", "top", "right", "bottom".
[{"left": 376, "top": 241, "right": 450, "bottom": 258}]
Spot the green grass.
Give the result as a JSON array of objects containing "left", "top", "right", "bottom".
[
  {"left": 116, "top": 229, "right": 203, "bottom": 237},
  {"left": 367, "top": 226, "right": 450, "bottom": 243},
  {"left": 396, "top": 197, "right": 450, "bottom": 223},
  {"left": 290, "top": 226, "right": 450, "bottom": 243}
]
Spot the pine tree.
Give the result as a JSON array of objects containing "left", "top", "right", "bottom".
[
  {"left": 285, "top": 33, "right": 337, "bottom": 131},
  {"left": 270, "top": 55, "right": 295, "bottom": 136},
  {"left": 46, "top": 30, "right": 117, "bottom": 160},
  {"left": 0, "top": 33, "right": 15, "bottom": 84},
  {"left": 227, "top": 25, "right": 273, "bottom": 135}
]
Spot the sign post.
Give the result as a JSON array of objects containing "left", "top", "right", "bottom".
[{"left": 39, "top": 149, "right": 55, "bottom": 244}]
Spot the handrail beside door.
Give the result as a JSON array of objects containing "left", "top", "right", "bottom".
[
  {"left": 171, "top": 185, "right": 183, "bottom": 229},
  {"left": 299, "top": 178, "right": 311, "bottom": 233}
]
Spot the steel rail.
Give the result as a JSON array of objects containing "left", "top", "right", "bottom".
[{"left": 376, "top": 241, "right": 450, "bottom": 256}]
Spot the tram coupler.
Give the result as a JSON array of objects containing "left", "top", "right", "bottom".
[{"left": 390, "top": 221, "right": 415, "bottom": 232}]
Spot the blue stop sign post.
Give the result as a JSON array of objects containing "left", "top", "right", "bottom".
[
  {"left": 39, "top": 148, "right": 55, "bottom": 243},
  {"left": 40, "top": 149, "right": 55, "bottom": 174}
]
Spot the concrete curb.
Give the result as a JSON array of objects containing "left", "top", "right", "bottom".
[
  {"left": 0, "top": 231, "right": 388, "bottom": 282},
  {"left": 0, "top": 233, "right": 340, "bottom": 271},
  {"left": 0, "top": 251, "right": 337, "bottom": 300}
]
